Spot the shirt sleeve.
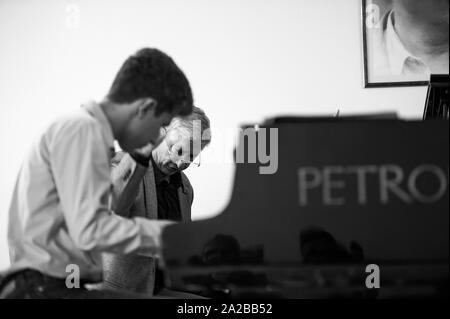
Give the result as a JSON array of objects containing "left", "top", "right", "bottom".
[{"left": 49, "top": 121, "right": 173, "bottom": 256}]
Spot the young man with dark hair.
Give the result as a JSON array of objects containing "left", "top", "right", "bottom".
[{"left": 0, "top": 48, "right": 193, "bottom": 298}]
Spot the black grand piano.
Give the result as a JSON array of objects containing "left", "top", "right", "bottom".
[{"left": 161, "top": 117, "right": 449, "bottom": 299}]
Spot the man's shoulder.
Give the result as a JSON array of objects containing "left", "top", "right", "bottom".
[
  {"left": 52, "top": 109, "right": 98, "bottom": 131},
  {"left": 44, "top": 108, "right": 101, "bottom": 142},
  {"left": 180, "top": 171, "right": 193, "bottom": 193}
]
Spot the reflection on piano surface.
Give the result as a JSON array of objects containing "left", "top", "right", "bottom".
[{"left": 162, "top": 118, "right": 449, "bottom": 298}]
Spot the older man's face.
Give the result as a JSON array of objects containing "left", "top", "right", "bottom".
[{"left": 151, "top": 127, "right": 202, "bottom": 176}]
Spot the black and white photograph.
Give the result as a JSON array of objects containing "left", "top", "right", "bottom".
[
  {"left": 363, "top": 0, "right": 449, "bottom": 87},
  {"left": 0, "top": 0, "right": 448, "bottom": 307}
]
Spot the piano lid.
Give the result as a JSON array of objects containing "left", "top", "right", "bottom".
[{"left": 161, "top": 118, "right": 449, "bottom": 298}]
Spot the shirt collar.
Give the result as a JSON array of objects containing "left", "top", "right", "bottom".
[
  {"left": 81, "top": 100, "right": 115, "bottom": 151},
  {"left": 384, "top": 11, "right": 425, "bottom": 75}
]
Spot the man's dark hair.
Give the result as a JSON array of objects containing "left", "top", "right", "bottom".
[{"left": 107, "top": 48, "right": 193, "bottom": 116}]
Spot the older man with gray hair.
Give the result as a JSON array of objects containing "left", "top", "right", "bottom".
[{"left": 101, "top": 106, "right": 211, "bottom": 297}]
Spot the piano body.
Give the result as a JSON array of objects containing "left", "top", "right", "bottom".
[{"left": 161, "top": 117, "right": 449, "bottom": 298}]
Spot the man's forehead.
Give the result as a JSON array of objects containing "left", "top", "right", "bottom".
[{"left": 167, "top": 126, "right": 195, "bottom": 141}]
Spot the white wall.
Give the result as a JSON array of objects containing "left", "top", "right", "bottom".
[{"left": 0, "top": 0, "right": 427, "bottom": 271}]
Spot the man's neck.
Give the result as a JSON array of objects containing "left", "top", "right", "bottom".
[{"left": 99, "top": 99, "right": 126, "bottom": 142}]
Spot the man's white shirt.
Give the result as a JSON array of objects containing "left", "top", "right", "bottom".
[{"left": 7, "top": 101, "right": 170, "bottom": 281}]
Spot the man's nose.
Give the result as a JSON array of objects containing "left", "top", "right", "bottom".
[{"left": 175, "top": 160, "right": 189, "bottom": 170}]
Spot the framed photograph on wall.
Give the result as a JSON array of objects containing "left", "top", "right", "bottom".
[{"left": 361, "top": 0, "right": 449, "bottom": 88}]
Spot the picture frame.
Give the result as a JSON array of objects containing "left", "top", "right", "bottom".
[{"left": 361, "top": 0, "right": 448, "bottom": 88}]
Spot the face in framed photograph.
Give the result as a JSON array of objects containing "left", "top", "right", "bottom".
[{"left": 362, "top": 0, "right": 449, "bottom": 87}]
